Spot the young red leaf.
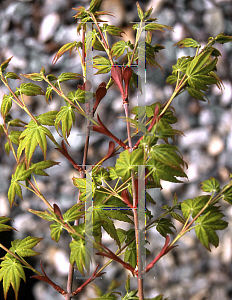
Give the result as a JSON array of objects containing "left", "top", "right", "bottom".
[
  {"left": 141, "top": 236, "right": 177, "bottom": 274},
  {"left": 121, "top": 189, "right": 133, "bottom": 208},
  {"left": 89, "top": 114, "right": 128, "bottom": 149},
  {"left": 93, "top": 84, "right": 107, "bottom": 112},
  {"left": 96, "top": 243, "right": 135, "bottom": 274},
  {"left": 53, "top": 204, "right": 63, "bottom": 220},
  {"left": 122, "top": 66, "right": 133, "bottom": 100},
  {"left": 111, "top": 66, "right": 125, "bottom": 99}
]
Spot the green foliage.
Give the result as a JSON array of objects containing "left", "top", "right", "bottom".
[
  {"left": 0, "top": 217, "right": 15, "bottom": 232},
  {"left": 17, "top": 120, "right": 56, "bottom": 166},
  {"left": 195, "top": 211, "right": 227, "bottom": 251},
  {"left": 0, "top": 1, "right": 232, "bottom": 299},
  {"left": 0, "top": 236, "right": 42, "bottom": 300},
  {"left": 0, "top": 259, "right": 25, "bottom": 300},
  {"left": 115, "top": 149, "right": 144, "bottom": 180},
  {"left": 69, "top": 239, "right": 91, "bottom": 275},
  {"left": 55, "top": 105, "right": 75, "bottom": 143}
]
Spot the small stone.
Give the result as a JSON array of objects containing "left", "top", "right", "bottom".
[
  {"left": 179, "top": 128, "right": 210, "bottom": 149},
  {"left": 199, "top": 108, "right": 216, "bottom": 126},
  {"left": 101, "top": 0, "right": 125, "bottom": 27},
  {"left": 38, "top": 13, "right": 60, "bottom": 43},
  {"left": 207, "top": 135, "right": 224, "bottom": 156},
  {"left": 220, "top": 80, "right": 232, "bottom": 106},
  {"left": 203, "top": 8, "right": 225, "bottom": 36},
  {"left": 0, "top": 195, "right": 10, "bottom": 216},
  {"left": 172, "top": 23, "right": 186, "bottom": 42}
]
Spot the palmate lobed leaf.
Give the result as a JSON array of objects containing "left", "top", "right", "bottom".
[
  {"left": 150, "top": 144, "right": 186, "bottom": 170},
  {"left": 195, "top": 211, "right": 228, "bottom": 251},
  {"left": 7, "top": 162, "right": 29, "bottom": 207},
  {"left": 28, "top": 209, "right": 55, "bottom": 222},
  {"left": 93, "top": 209, "right": 121, "bottom": 247},
  {"left": 36, "top": 111, "right": 58, "bottom": 126},
  {"left": 186, "top": 49, "right": 213, "bottom": 76},
  {"left": 67, "top": 89, "right": 93, "bottom": 104},
  {"left": 104, "top": 25, "right": 124, "bottom": 37},
  {"left": 174, "top": 38, "right": 200, "bottom": 48},
  {"left": 52, "top": 42, "right": 82, "bottom": 65},
  {"left": 1, "top": 94, "right": 13, "bottom": 118},
  {"left": 17, "top": 83, "right": 45, "bottom": 96},
  {"left": 69, "top": 239, "right": 91, "bottom": 275},
  {"left": 200, "top": 177, "right": 221, "bottom": 193},
  {"left": 57, "top": 72, "right": 82, "bottom": 83},
  {"left": 50, "top": 222, "right": 63, "bottom": 242},
  {"left": 115, "top": 149, "right": 144, "bottom": 180},
  {"left": 17, "top": 120, "right": 55, "bottom": 166},
  {"left": 221, "top": 185, "right": 232, "bottom": 205},
  {"left": 181, "top": 195, "right": 211, "bottom": 219},
  {"left": 156, "top": 218, "right": 175, "bottom": 237},
  {"left": 9, "top": 236, "right": 42, "bottom": 257},
  {"left": 55, "top": 105, "right": 75, "bottom": 143},
  {"left": 0, "top": 216, "right": 16, "bottom": 232},
  {"left": 72, "top": 177, "right": 96, "bottom": 201},
  {"left": 146, "top": 158, "right": 187, "bottom": 187},
  {"left": 124, "top": 247, "right": 137, "bottom": 269},
  {"left": 63, "top": 203, "right": 85, "bottom": 222},
  {"left": 0, "top": 259, "right": 26, "bottom": 300}
]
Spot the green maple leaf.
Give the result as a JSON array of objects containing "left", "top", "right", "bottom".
[
  {"left": 111, "top": 40, "right": 128, "bottom": 59},
  {"left": 156, "top": 218, "right": 175, "bottom": 237},
  {"left": 195, "top": 211, "right": 228, "bottom": 251},
  {"left": 115, "top": 149, "right": 144, "bottom": 180},
  {"left": 181, "top": 195, "right": 211, "bottom": 219},
  {"left": 0, "top": 216, "right": 15, "bottom": 232},
  {"left": 150, "top": 144, "right": 185, "bottom": 170},
  {"left": 17, "top": 120, "right": 55, "bottom": 166},
  {"left": 36, "top": 110, "right": 58, "bottom": 126},
  {"left": 174, "top": 38, "right": 200, "bottom": 48},
  {"left": 55, "top": 105, "right": 75, "bottom": 143},
  {"left": 63, "top": 203, "right": 84, "bottom": 222},
  {"left": 8, "top": 162, "right": 35, "bottom": 207},
  {"left": 1, "top": 94, "right": 13, "bottom": 118},
  {"left": 200, "top": 177, "right": 221, "bottom": 193},
  {"left": 69, "top": 239, "right": 91, "bottom": 275},
  {"left": 50, "top": 222, "right": 63, "bottom": 242},
  {"left": 146, "top": 159, "right": 187, "bottom": 186},
  {"left": 0, "top": 259, "right": 26, "bottom": 300},
  {"left": 9, "top": 236, "right": 42, "bottom": 257},
  {"left": 124, "top": 247, "right": 137, "bottom": 268},
  {"left": 93, "top": 209, "right": 121, "bottom": 247}
]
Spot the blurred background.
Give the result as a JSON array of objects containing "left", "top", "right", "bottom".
[{"left": 0, "top": 0, "right": 232, "bottom": 299}]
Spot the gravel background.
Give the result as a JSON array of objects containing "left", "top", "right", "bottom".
[{"left": 0, "top": 0, "right": 232, "bottom": 299}]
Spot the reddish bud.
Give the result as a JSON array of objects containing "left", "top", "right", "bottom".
[
  {"left": 53, "top": 204, "right": 63, "bottom": 220},
  {"left": 121, "top": 189, "right": 133, "bottom": 208},
  {"left": 122, "top": 66, "right": 133, "bottom": 99},
  {"left": 111, "top": 66, "right": 125, "bottom": 99}
]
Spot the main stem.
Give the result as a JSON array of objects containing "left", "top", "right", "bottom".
[{"left": 124, "top": 103, "right": 144, "bottom": 300}]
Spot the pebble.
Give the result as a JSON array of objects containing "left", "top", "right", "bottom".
[
  {"left": 179, "top": 128, "right": 210, "bottom": 149},
  {"left": 203, "top": 8, "right": 225, "bottom": 36},
  {"left": 207, "top": 135, "right": 224, "bottom": 156},
  {"left": 38, "top": 12, "right": 60, "bottom": 43},
  {"left": 199, "top": 108, "right": 216, "bottom": 126},
  {"left": 220, "top": 80, "right": 232, "bottom": 106}
]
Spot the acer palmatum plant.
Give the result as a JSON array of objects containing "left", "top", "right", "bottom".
[{"left": 1, "top": 1, "right": 232, "bottom": 300}]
